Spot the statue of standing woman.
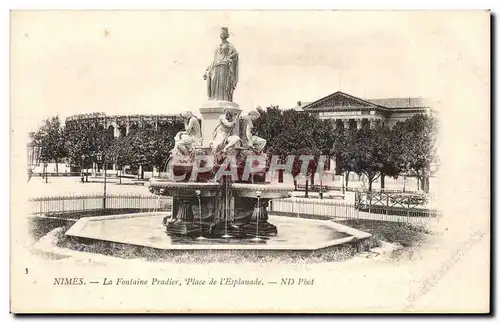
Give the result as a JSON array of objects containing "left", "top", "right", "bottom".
[{"left": 203, "top": 27, "right": 239, "bottom": 102}]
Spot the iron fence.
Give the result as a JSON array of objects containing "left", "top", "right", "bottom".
[
  {"left": 29, "top": 172, "right": 88, "bottom": 177},
  {"left": 354, "top": 190, "right": 437, "bottom": 213},
  {"left": 29, "top": 193, "right": 438, "bottom": 226},
  {"left": 28, "top": 194, "right": 172, "bottom": 215},
  {"left": 270, "top": 198, "right": 438, "bottom": 225}
]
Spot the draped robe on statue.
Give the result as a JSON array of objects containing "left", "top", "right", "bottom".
[
  {"left": 172, "top": 117, "right": 202, "bottom": 156},
  {"left": 241, "top": 117, "right": 266, "bottom": 153},
  {"left": 205, "top": 41, "right": 239, "bottom": 102},
  {"left": 210, "top": 112, "right": 240, "bottom": 154}
]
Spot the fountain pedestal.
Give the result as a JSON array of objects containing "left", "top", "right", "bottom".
[
  {"left": 150, "top": 182, "right": 223, "bottom": 237},
  {"left": 199, "top": 100, "right": 241, "bottom": 146},
  {"left": 237, "top": 198, "right": 278, "bottom": 237},
  {"left": 149, "top": 180, "right": 294, "bottom": 239},
  {"left": 166, "top": 198, "right": 199, "bottom": 236}
]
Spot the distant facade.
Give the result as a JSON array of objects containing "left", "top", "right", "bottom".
[
  {"left": 292, "top": 91, "right": 434, "bottom": 177},
  {"left": 28, "top": 113, "right": 184, "bottom": 175},
  {"left": 65, "top": 112, "right": 184, "bottom": 137},
  {"left": 293, "top": 91, "right": 433, "bottom": 129},
  {"left": 27, "top": 133, "right": 41, "bottom": 168}
]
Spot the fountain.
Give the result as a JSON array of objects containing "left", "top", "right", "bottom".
[
  {"left": 148, "top": 28, "right": 293, "bottom": 239},
  {"left": 65, "top": 27, "right": 371, "bottom": 255}
]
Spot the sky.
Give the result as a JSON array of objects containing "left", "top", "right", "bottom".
[{"left": 11, "top": 10, "right": 488, "bottom": 133}]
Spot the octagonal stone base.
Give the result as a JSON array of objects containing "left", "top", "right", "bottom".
[{"left": 65, "top": 213, "right": 371, "bottom": 250}]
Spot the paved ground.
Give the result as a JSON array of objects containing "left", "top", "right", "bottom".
[
  {"left": 27, "top": 176, "right": 150, "bottom": 198},
  {"left": 27, "top": 175, "right": 431, "bottom": 198}
]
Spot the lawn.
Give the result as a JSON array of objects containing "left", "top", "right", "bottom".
[
  {"left": 342, "top": 218, "right": 432, "bottom": 251},
  {"left": 33, "top": 217, "right": 432, "bottom": 264}
]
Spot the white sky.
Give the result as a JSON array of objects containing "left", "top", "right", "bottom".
[{"left": 11, "top": 10, "right": 488, "bottom": 133}]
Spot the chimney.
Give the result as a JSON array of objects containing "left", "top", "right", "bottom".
[{"left": 297, "top": 101, "right": 302, "bottom": 107}]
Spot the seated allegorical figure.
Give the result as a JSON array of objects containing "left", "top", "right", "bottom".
[
  {"left": 241, "top": 110, "right": 266, "bottom": 153},
  {"left": 172, "top": 131, "right": 194, "bottom": 156},
  {"left": 210, "top": 108, "right": 241, "bottom": 154},
  {"left": 180, "top": 111, "right": 202, "bottom": 146},
  {"left": 171, "top": 111, "right": 202, "bottom": 156}
]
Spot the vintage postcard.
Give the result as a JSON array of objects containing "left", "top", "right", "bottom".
[{"left": 10, "top": 10, "right": 490, "bottom": 313}]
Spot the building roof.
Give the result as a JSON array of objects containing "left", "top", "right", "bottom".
[
  {"left": 65, "top": 113, "right": 183, "bottom": 123},
  {"left": 298, "top": 91, "right": 430, "bottom": 111},
  {"left": 366, "top": 97, "right": 428, "bottom": 109}
]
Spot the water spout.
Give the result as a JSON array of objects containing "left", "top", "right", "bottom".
[
  {"left": 251, "top": 190, "right": 263, "bottom": 242},
  {"left": 222, "top": 178, "right": 232, "bottom": 239},
  {"left": 195, "top": 189, "right": 205, "bottom": 240}
]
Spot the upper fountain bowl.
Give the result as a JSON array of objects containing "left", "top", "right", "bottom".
[{"left": 231, "top": 183, "right": 294, "bottom": 199}]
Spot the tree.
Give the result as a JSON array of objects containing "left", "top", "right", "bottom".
[
  {"left": 350, "top": 124, "right": 394, "bottom": 192},
  {"left": 107, "top": 136, "right": 132, "bottom": 184},
  {"left": 150, "top": 125, "right": 178, "bottom": 177},
  {"left": 64, "top": 122, "right": 114, "bottom": 180},
  {"left": 97, "top": 125, "right": 115, "bottom": 172},
  {"left": 333, "top": 125, "right": 358, "bottom": 191},
  {"left": 396, "top": 114, "right": 438, "bottom": 193},
  {"left": 378, "top": 122, "right": 401, "bottom": 189},
  {"left": 32, "top": 116, "right": 67, "bottom": 172},
  {"left": 126, "top": 129, "right": 149, "bottom": 179},
  {"left": 121, "top": 124, "right": 179, "bottom": 180},
  {"left": 253, "top": 107, "right": 330, "bottom": 196}
]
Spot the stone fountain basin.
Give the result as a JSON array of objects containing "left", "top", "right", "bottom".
[
  {"left": 231, "top": 183, "right": 294, "bottom": 199},
  {"left": 148, "top": 180, "right": 220, "bottom": 189},
  {"left": 65, "top": 212, "right": 371, "bottom": 251},
  {"left": 148, "top": 180, "right": 221, "bottom": 196},
  {"left": 148, "top": 180, "right": 294, "bottom": 199}
]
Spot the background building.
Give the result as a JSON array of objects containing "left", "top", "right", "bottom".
[
  {"left": 293, "top": 91, "right": 433, "bottom": 128},
  {"left": 27, "top": 113, "right": 184, "bottom": 176},
  {"left": 291, "top": 91, "right": 435, "bottom": 184},
  {"left": 64, "top": 112, "right": 183, "bottom": 138}
]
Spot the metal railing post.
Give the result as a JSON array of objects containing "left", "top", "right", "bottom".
[{"left": 103, "top": 160, "right": 107, "bottom": 210}]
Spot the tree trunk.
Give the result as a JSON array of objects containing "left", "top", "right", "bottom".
[
  {"left": 305, "top": 178, "right": 309, "bottom": 198},
  {"left": 141, "top": 166, "right": 144, "bottom": 180},
  {"left": 368, "top": 177, "right": 373, "bottom": 192},
  {"left": 55, "top": 162, "right": 59, "bottom": 173},
  {"left": 380, "top": 173, "right": 385, "bottom": 189},
  {"left": 425, "top": 176, "right": 430, "bottom": 193},
  {"left": 293, "top": 179, "right": 297, "bottom": 191},
  {"left": 345, "top": 171, "right": 350, "bottom": 188},
  {"left": 119, "top": 169, "right": 122, "bottom": 184},
  {"left": 341, "top": 173, "right": 345, "bottom": 194},
  {"left": 278, "top": 169, "right": 284, "bottom": 183},
  {"left": 418, "top": 176, "right": 424, "bottom": 191}
]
